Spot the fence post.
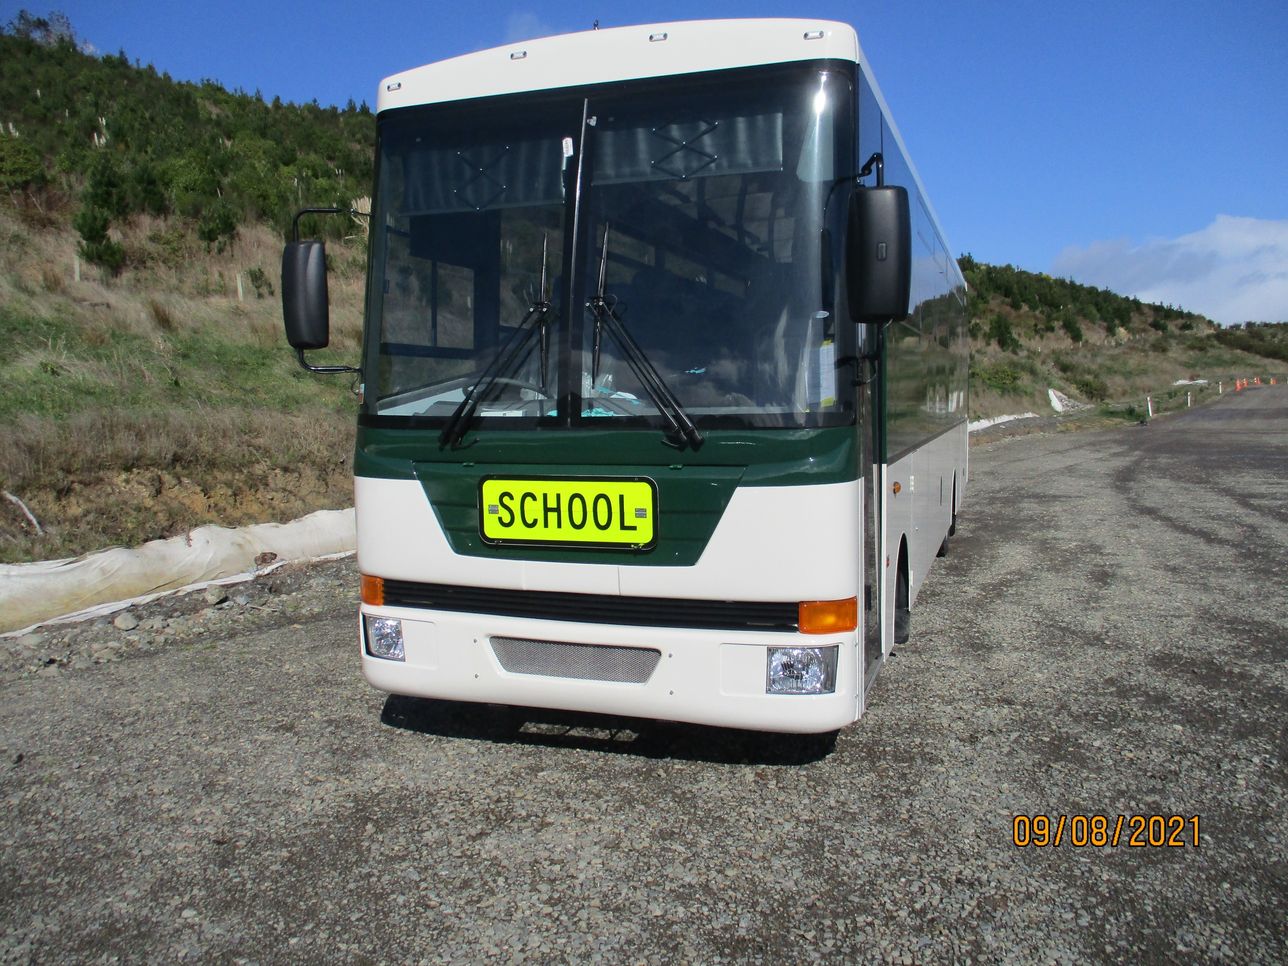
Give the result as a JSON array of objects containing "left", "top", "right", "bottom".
[
  {"left": 1187, "top": 391, "right": 1192, "bottom": 408},
  {"left": 236, "top": 273, "right": 245, "bottom": 302},
  {"left": 1146, "top": 395, "right": 1153, "bottom": 419}
]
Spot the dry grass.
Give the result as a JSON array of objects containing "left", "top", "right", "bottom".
[
  {"left": 0, "top": 205, "right": 368, "bottom": 562},
  {"left": 0, "top": 207, "right": 365, "bottom": 351},
  {"left": 0, "top": 408, "right": 355, "bottom": 563}
]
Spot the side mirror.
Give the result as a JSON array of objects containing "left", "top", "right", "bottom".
[
  {"left": 281, "top": 240, "right": 330, "bottom": 350},
  {"left": 846, "top": 185, "right": 911, "bottom": 324}
]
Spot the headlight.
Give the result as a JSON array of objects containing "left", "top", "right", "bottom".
[
  {"left": 364, "top": 615, "right": 405, "bottom": 661},
  {"left": 766, "top": 645, "right": 838, "bottom": 694}
]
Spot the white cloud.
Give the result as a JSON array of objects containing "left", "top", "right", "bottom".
[
  {"left": 1051, "top": 215, "right": 1288, "bottom": 324},
  {"left": 504, "top": 12, "right": 557, "bottom": 44}
]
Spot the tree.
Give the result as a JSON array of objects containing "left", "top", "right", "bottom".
[
  {"left": 0, "top": 137, "right": 44, "bottom": 199},
  {"left": 197, "top": 199, "right": 238, "bottom": 252},
  {"left": 989, "top": 314, "right": 1021, "bottom": 352},
  {"left": 73, "top": 205, "right": 125, "bottom": 273},
  {"left": 5, "top": 9, "right": 76, "bottom": 46},
  {"left": 1060, "top": 311, "right": 1084, "bottom": 344}
]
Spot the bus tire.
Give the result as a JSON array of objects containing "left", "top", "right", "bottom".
[{"left": 937, "top": 531, "right": 950, "bottom": 557}]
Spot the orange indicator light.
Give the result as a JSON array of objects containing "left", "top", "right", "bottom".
[
  {"left": 360, "top": 574, "right": 385, "bottom": 606},
  {"left": 799, "top": 597, "right": 858, "bottom": 634}
]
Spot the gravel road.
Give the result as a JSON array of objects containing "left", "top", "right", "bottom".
[{"left": 2, "top": 386, "right": 1285, "bottom": 964}]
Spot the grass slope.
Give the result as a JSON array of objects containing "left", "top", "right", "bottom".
[{"left": 0, "top": 206, "right": 365, "bottom": 563}]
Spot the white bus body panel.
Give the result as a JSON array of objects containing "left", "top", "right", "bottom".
[
  {"left": 883, "top": 423, "right": 968, "bottom": 638},
  {"left": 356, "top": 476, "right": 863, "bottom": 732},
  {"left": 378, "top": 20, "right": 859, "bottom": 112},
  {"left": 355, "top": 476, "right": 859, "bottom": 602}
]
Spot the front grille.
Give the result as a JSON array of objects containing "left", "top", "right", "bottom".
[
  {"left": 380, "top": 579, "right": 798, "bottom": 632},
  {"left": 491, "top": 637, "right": 661, "bottom": 683}
]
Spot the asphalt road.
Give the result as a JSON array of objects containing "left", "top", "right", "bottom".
[{"left": 2, "top": 386, "right": 1285, "bottom": 963}]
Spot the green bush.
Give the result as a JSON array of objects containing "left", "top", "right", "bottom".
[
  {"left": 246, "top": 266, "right": 274, "bottom": 298},
  {"left": 196, "top": 200, "right": 238, "bottom": 252},
  {"left": 1073, "top": 375, "right": 1108, "bottom": 401},
  {"left": 974, "top": 362, "right": 1023, "bottom": 394},
  {"left": 988, "top": 314, "right": 1021, "bottom": 352},
  {"left": 0, "top": 137, "right": 44, "bottom": 193},
  {"left": 73, "top": 205, "right": 125, "bottom": 273},
  {"left": 1061, "top": 313, "right": 1084, "bottom": 343}
]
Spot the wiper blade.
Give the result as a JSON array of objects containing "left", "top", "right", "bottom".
[
  {"left": 588, "top": 225, "right": 703, "bottom": 450},
  {"left": 440, "top": 236, "right": 552, "bottom": 448}
]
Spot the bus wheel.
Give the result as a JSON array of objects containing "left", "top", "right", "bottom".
[
  {"left": 894, "top": 561, "right": 910, "bottom": 645},
  {"left": 937, "top": 531, "right": 950, "bottom": 557}
]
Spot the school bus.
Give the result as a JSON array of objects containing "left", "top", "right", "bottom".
[{"left": 282, "top": 19, "right": 968, "bottom": 733}]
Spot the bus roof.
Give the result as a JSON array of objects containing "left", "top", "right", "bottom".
[{"left": 376, "top": 19, "right": 859, "bottom": 112}]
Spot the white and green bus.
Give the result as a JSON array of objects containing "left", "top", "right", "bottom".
[{"left": 282, "top": 19, "right": 968, "bottom": 734}]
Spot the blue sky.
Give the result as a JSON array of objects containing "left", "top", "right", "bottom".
[{"left": 6, "top": 0, "right": 1287, "bottom": 322}]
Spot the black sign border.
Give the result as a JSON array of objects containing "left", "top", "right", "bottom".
[{"left": 477, "top": 474, "right": 660, "bottom": 552}]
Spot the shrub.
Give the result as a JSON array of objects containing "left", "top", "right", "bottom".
[
  {"left": 246, "top": 266, "right": 274, "bottom": 298},
  {"left": 1073, "top": 375, "right": 1108, "bottom": 400},
  {"left": 0, "top": 137, "right": 44, "bottom": 195},
  {"left": 988, "top": 314, "right": 1021, "bottom": 352},
  {"left": 975, "top": 362, "right": 1023, "bottom": 394},
  {"left": 72, "top": 205, "right": 125, "bottom": 273},
  {"left": 196, "top": 200, "right": 238, "bottom": 252}
]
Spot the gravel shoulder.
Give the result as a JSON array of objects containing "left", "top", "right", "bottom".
[{"left": 1, "top": 387, "right": 1285, "bottom": 964}]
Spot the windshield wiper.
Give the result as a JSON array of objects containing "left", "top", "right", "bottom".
[
  {"left": 440, "top": 236, "right": 552, "bottom": 448},
  {"left": 587, "top": 226, "right": 704, "bottom": 450}
]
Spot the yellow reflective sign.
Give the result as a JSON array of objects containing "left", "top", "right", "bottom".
[{"left": 479, "top": 477, "right": 657, "bottom": 549}]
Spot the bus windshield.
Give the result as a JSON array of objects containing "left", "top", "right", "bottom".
[{"left": 365, "top": 66, "right": 854, "bottom": 432}]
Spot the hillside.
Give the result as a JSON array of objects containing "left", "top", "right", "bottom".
[
  {"left": 956, "top": 255, "right": 1287, "bottom": 420},
  {"left": 0, "top": 15, "right": 1284, "bottom": 564},
  {"left": 0, "top": 14, "right": 373, "bottom": 251},
  {"left": 0, "top": 15, "right": 372, "bottom": 563}
]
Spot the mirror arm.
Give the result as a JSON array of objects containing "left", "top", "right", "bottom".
[
  {"left": 295, "top": 347, "right": 359, "bottom": 375},
  {"left": 858, "top": 152, "right": 885, "bottom": 187}
]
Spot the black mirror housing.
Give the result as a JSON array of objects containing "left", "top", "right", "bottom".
[
  {"left": 282, "top": 240, "right": 330, "bottom": 350},
  {"left": 846, "top": 185, "right": 911, "bottom": 324}
]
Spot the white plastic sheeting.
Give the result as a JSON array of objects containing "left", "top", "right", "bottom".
[{"left": 0, "top": 508, "right": 355, "bottom": 635}]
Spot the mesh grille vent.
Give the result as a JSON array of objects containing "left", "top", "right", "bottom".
[{"left": 491, "top": 637, "right": 661, "bottom": 684}]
